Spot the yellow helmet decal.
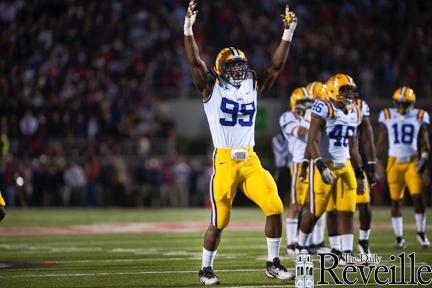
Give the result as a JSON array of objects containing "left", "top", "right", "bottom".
[
  {"left": 290, "top": 87, "right": 311, "bottom": 111},
  {"left": 214, "top": 47, "right": 248, "bottom": 76},
  {"left": 392, "top": 86, "right": 416, "bottom": 103},
  {"left": 325, "top": 73, "right": 356, "bottom": 103},
  {"left": 306, "top": 81, "right": 328, "bottom": 100}
]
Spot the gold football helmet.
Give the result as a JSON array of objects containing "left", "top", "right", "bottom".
[
  {"left": 290, "top": 87, "right": 313, "bottom": 115},
  {"left": 326, "top": 74, "right": 357, "bottom": 106},
  {"left": 306, "top": 81, "right": 328, "bottom": 100},
  {"left": 214, "top": 47, "right": 248, "bottom": 87},
  {"left": 393, "top": 86, "right": 415, "bottom": 114}
]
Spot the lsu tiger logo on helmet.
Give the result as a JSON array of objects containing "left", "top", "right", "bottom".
[
  {"left": 306, "top": 81, "right": 328, "bottom": 101},
  {"left": 393, "top": 86, "right": 416, "bottom": 114},
  {"left": 326, "top": 73, "right": 357, "bottom": 106},
  {"left": 290, "top": 87, "right": 313, "bottom": 116},
  {"left": 214, "top": 47, "right": 248, "bottom": 87}
]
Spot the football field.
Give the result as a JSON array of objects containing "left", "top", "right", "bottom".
[{"left": 0, "top": 208, "right": 431, "bottom": 287}]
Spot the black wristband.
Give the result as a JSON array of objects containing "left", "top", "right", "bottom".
[
  {"left": 366, "top": 163, "right": 376, "bottom": 174},
  {"left": 314, "top": 158, "right": 327, "bottom": 174},
  {"left": 354, "top": 167, "right": 365, "bottom": 179}
]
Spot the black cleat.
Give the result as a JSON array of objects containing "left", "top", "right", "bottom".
[
  {"left": 265, "top": 258, "right": 295, "bottom": 280},
  {"left": 199, "top": 266, "right": 220, "bottom": 285},
  {"left": 416, "top": 232, "right": 431, "bottom": 248},
  {"left": 394, "top": 237, "right": 406, "bottom": 249},
  {"left": 358, "top": 239, "right": 371, "bottom": 256}
]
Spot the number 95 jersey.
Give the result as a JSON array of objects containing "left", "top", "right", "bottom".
[
  {"left": 378, "top": 108, "right": 430, "bottom": 158},
  {"left": 204, "top": 71, "right": 257, "bottom": 149},
  {"left": 311, "top": 100, "right": 362, "bottom": 163}
]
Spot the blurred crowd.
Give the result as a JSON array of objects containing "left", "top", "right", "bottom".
[
  {"left": 0, "top": 0, "right": 431, "bottom": 207},
  {"left": 1, "top": 153, "right": 214, "bottom": 208}
]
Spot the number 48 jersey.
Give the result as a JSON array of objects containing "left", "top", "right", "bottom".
[
  {"left": 311, "top": 100, "right": 362, "bottom": 163},
  {"left": 378, "top": 108, "right": 430, "bottom": 158}
]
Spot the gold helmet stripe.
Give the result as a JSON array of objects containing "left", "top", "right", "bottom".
[
  {"left": 401, "top": 87, "right": 406, "bottom": 100},
  {"left": 301, "top": 87, "right": 308, "bottom": 98},
  {"left": 229, "top": 47, "right": 238, "bottom": 56},
  {"left": 310, "top": 82, "right": 316, "bottom": 95}
]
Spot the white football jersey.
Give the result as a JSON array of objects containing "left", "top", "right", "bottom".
[
  {"left": 272, "top": 133, "right": 291, "bottom": 168},
  {"left": 203, "top": 71, "right": 257, "bottom": 149},
  {"left": 356, "top": 99, "right": 370, "bottom": 118},
  {"left": 378, "top": 108, "right": 430, "bottom": 158},
  {"left": 280, "top": 111, "right": 309, "bottom": 163},
  {"left": 311, "top": 100, "right": 362, "bottom": 162}
]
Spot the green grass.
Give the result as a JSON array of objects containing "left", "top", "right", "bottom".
[{"left": 0, "top": 208, "right": 431, "bottom": 287}]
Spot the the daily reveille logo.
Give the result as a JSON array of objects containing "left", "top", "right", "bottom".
[{"left": 296, "top": 252, "right": 432, "bottom": 287}]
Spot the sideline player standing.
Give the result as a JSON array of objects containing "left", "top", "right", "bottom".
[
  {"left": 297, "top": 74, "right": 365, "bottom": 261},
  {"left": 279, "top": 87, "right": 326, "bottom": 255},
  {"left": 376, "top": 87, "right": 430, "bottom": 249},
  {"left": 271, "top": 132, "right": 291, "bottom": 204},
  {"left": 183, "top": 0, "right": 297, "bottom": 284}
]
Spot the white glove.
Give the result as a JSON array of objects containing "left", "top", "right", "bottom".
[
  {"left": 321, "top": 168, "right": 336, "bottom": 185},
  {"left": 184, "top": 0, "right": 198, "bottom": 36},
  {"left": 304, "top": 108, "right": 312, "bottom": 122},
  {"left": 281, "top": 5, "right": 297, "bottom": 42}
]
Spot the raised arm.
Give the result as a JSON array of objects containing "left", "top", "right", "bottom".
[
  {"left": 183, "top": 0, "right": 212, "bottom": 100},
  {"left": 359, "top": 117, "right": 377, "bottom": 185},
  {"left": 259, "top": 6, "right": 297, "bottom": 96}
]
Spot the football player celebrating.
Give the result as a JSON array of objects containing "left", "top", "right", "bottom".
[
  {"left": 297, "top": 74, "right": 365, "bottom": 261},
  {"left": 376, "top": 87, "right": 430, "bottom": 249},
  {"left": 280, "top": 87, "right": 315, "bottom": 256},
  {"left": 183, "top": 0, "right": 297, "bottom": 284}
]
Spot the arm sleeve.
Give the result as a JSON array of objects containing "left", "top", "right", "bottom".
[
  {"left": 311, "top": 100, "right": 329, "bottom": 120},
  {"left": 378, "top": 110, "right": 386, "bottom": 124},
  {"left": 362, "top": 100, "right": 370, "bottom": 117},
  {"left": 422, "top": 111, "right": 430, "bottom": 125}
]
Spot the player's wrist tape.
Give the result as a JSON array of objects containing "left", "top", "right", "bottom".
[
  {"left": 421, "top": 152, "right": 429, "bottom": 159},
  {"left": 282, "top": 27, "right": 295, "bottom": 42},
  {"left": 366, "top": 162, "right": 376, "bottom": 174},
  {"left": 184, "top": 18, "right": 193, "bottom": 36},
  {"left": 354, "top": 167, "right": 365, "bottom": 179},
  {"left": 314, "top": 158, "right": 326, "bottom": 173}
]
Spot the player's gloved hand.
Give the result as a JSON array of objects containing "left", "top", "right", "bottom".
[
  {"left": 184, "top": 0, "right": 198, "bottom": 36},
  {"left": 416, "top": 152, "right": 429, "bottom": 174},
  {"left": 355, "top": 167, "right": 366, "bottom": 195},
  {"left": 315, "top": 158, "right": 336, "bottom": 185},
  {"left": 299, "top": 159, "right": 309, "bottom": 183},
  {"left": 366, "top": 161, "right": 377, "bottom": 189},
  {"left": 281, "top": 5, "right": 297, "bottom": 41}
]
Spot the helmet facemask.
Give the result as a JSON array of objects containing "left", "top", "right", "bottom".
[
  {"left": 337, "top": 85, "right": 358, "bottom": 108},
  {"left": 222, "top": 60, "right": 248, "bottom": 87},
  {"left": 295, "top": 99, "right": 314, "bottom": 116},
  {"left": 394, "top": 100, "right": 414, "bottom": 115}
]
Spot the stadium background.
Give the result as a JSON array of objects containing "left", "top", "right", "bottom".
[{"left": 0, "top": 0, "right": 431, "bottom": 209}]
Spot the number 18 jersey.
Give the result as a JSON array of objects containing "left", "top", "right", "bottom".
[
  {"left": 203, "top": 71, "right": 257, "bottom": 149},
  {"left": 378, "top": 108, "right": 430, "bottom": 158},
  {"left": 311, "top": 100, "right": 362, "bottom": 162}
]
